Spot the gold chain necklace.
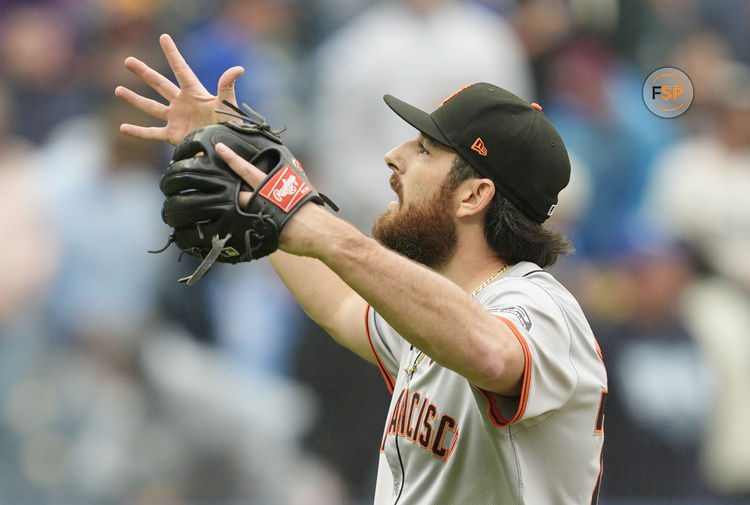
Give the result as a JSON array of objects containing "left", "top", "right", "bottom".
[
  {"left": 404, "top": 352, "right": 425, "bottom": 375},
  {"left": 471, "top": 263, "right": 511, "bottom": 297},
  {"left": 405, "top": 264, "right": 512, "bottom": 375}
]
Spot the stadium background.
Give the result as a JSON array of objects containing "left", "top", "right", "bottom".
[{"left": 1, "top": 0, "right": 749, "bottom": 504}]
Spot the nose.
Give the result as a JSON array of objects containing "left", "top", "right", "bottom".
[{"left": 384, "top": 141, "right": 408, "bottom": 173}]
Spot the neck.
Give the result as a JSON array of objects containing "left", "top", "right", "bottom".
[{"left": 437, "top": 242, "right": 507, "bottom": 294}]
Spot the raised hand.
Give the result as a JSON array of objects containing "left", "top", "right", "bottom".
[{"left": 115, "top": 34, "right": 244, "bottom": 145}]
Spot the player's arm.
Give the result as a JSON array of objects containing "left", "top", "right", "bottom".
[
  {"left": 115, "top": 34, "right": 244, "bottom": 145},
  {"left": 116, "top": 35, "right": 377, "bottom": 365},
  {"left": 268, "top": 251, "right": 374, "bottom": 364},
  {"left": 223, "top": 145, "right": 524, "bottom": 396},
  {"left": 295, "top": 210, "right": 524, "bottom": 396}
]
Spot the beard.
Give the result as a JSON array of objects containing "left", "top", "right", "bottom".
[{"left": 372, "top": 178, "right": 458, "bottom": 270}]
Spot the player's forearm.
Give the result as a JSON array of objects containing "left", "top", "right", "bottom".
[
  {"left": 269, "top": 250, "right": 356, "bottom": 326},
  {"left": 267, "top": 249, "right": 374, "bottom": 362}
]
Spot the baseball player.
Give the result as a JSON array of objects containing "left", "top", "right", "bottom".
[{"left": 116, "top": 34, "right": 607, "bottom": 504}]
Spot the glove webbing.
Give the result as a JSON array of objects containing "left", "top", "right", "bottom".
[{"left": 217, "top": 100, "right": 287, "bottom": 143}]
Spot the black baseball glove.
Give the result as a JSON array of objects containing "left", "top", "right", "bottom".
[{"left": 152, "top": 102, "right": 337, "bottom": 285}]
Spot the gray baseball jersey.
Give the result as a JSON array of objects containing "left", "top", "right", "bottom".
[{"left": 366, "top": 261, "right": 607, "bottom": 504}]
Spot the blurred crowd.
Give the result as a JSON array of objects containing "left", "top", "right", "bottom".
[{"left": 0, "top": 0, "right": 749, "bottom": 504}]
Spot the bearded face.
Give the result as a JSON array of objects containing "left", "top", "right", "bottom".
[{"left": 372, "top": 174, "right": 458, "bottom": 270}]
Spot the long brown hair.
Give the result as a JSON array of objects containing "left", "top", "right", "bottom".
[{"left": 448, "top": 155, "right": 573, "bottom": 268}]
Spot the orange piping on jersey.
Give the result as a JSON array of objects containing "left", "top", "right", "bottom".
[
  {"left": 364, "top": 304, "right": 395, "bottom": 394},
  {"left": 476, "top": 387, "right": 510, "bottom": 426},
  {"left": 590, "top": 447, "right": 604, "bottom": 505},
  {"left": 475, "top": 316, "right": 532, "bottom": 427}
]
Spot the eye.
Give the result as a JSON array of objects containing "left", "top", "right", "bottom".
[{"left": 418, "top": 142, "right": 429, "bottom": 155}]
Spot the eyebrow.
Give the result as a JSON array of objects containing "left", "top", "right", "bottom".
[
  {"left": 419, "top": 134, "right": 435, "bottom": 149},
  {"left": 419, "top": 133, "right": 451, "bottom": 153}
]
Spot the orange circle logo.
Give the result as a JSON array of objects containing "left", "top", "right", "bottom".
[{"left": 642, "top": 67, "right": 693, "bottom": 118}]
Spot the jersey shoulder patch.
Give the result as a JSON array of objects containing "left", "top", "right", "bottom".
[{"left": 498, "top": 305, "right": 532, "bottom": 331}]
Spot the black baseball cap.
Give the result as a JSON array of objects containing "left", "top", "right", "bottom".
[{"left": 383, "top": 83, "right": 570, "bottom": 223}]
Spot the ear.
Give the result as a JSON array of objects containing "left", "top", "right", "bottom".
[{"left": 455, "top": 178, "right": 495, "bottom": 218}]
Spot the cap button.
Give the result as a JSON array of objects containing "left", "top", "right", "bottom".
[{"left": 530, "top": 102, "right": 542, "bottom": 111}]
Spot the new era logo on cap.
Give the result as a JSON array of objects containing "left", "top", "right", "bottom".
[{"left": 471, "top": 137, "right": 488, "bottom": 156}]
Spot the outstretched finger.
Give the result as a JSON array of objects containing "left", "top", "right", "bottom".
[
  {"left": 216, "top": 143, "right": 266, "bottom": 188},
  {"left": 114, "top": 86, "right": 168, "bottom": 120},
  {"left": 120, "top": 123, "right": 169, "bottom": 143},
  {"left": 238, "top": 190, "right": 253, "bottom": 208},
  {"left": 124, "top": 56, "right": 179, "bottom": 100},
  {"left": 159, "top": 33, "right": 202, "bottom": 90},
  {"left": 217, "top": 66, "right": 245, "bottom": 106}
]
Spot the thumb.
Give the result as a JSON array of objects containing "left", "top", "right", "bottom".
[
  {"left": 216, "top": 142, "right": 266, "bottom": 188},
  {"left": 217, "top": 66, "right": 245, "bottom": 104}
]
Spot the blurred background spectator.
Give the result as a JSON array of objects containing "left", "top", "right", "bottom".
[
  {"left": 1, "top": 0, "right": 749, "bottom": 503},
  {"left": 591, "top": 224, "right": 716, "bottom": 501},
  {"left": 0, "top": 4, "right": 89, "bottom": 144}
]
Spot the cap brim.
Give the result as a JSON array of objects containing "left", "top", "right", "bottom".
[{"left": 383, "top": 94, "right": 451, "bottom": 147}]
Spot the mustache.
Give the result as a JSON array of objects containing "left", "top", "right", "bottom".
[{"left": 390, "top": 174, "right": 402, "bottom": 199}]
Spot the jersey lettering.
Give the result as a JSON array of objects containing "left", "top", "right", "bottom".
[
  {"left": 381, "top": 389, "right": 408, "bottom": 451},
  {"left": 419, "top": 404, "right": 436, "bottom": 449},
  {"left": 411, "top": 398, "right": 428, "bottom": 443},
  {"left": 406, "top": 392, "right": 421, "bottom": 438},
  {"left": 381, "top": 388, "right": 461, "bottom": 463},
  {"left": 398, "top": 391, "right": 410, "bottom": 436},
  {"left": 591, "top": 390, "right": 607, "bottom": 503},
  {"left": 431, "top": 415, "right": 457, "bottom": 460},
  {"left": 595, "top": 390, "right": 607, "bottom": 434}
]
